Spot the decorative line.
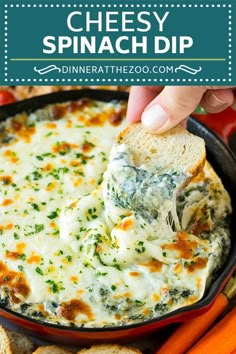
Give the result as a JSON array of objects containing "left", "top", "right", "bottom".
[
  {"left": 11, "top": 58, "right": 226, "bottom": 62},
  {"left": 4, "top": 78, "right": 226, "bottom": 83},
  {"left": 175, "top": 65, "right": 202, "bottom": 75},
  {"left": 6, "top": 3, "right": 228, "bottom": 8},
  {"left": 34, "top": 65, "right": 61, "bottom": 74}
]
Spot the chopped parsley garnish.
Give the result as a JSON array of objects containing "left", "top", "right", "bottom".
[
  {"left": 30, "top": 203, "right": 40, "bottom": 211},
  {"left": 45, "top": 132, "right": 53, "bottom": 137},
  {"left": 113, "top": 264, "right": 121, "bottom": 271},
  {"left": 19, "top": 254, "right": 26, "bottom": 261},
  {"left": 35, "top": 267, "right": 44, "bottom": 276},
  {"left": 98, "top": 176, "right": 103, "bottom": 185},
  {"left": 13, "top": 232, "right": 20, "bottom": 240},
  {"left": 73, "top": 170, "right": 85, "bottom": 177},
  {"left": 135, "top": 241, "right": 146, "bottom": 254},
  {"left": 32, "top": 171, "right": 42, "bottom": 180},
  {"left": 47, "top": 209, "right": 59, "bottom": 219},
  {"left": 34, "top": 224, "right": 45, "bottom": 234},
  {"left": 96, "top": 271, "right": 108, "bottom": 277},
  {"left": 87, "top": 208, "right": 98, "bottom": 221},
  {"left": 135, "top": 300, "right": 145, "bottom": 307},
  {"left": 42, "top": 152, "right": 55, "bottom": 158},
  {"left": 45, "top": 280, "right": 65, "bottom": 293},
  {"left": 47, "top": 167, "right": 69, "bottom": 180}
]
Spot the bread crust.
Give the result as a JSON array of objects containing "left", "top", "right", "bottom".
[
  {"left": 32, "top": 345, "right": 74, "bottom": 354},
  {"left": 77, "top": 344, "right": 142, "bottom": 354},
  {"left": 0, "top": 326, "right": 35, "bottom": 354},
  {"left": 0, "top": 325, "right": 12, "bottom": 354},
  {"left": 6, "top": 329, "right": 35, "bottom": 354},
  {"left": 117, "top": 123, "right": 206, "bottom": 180}
]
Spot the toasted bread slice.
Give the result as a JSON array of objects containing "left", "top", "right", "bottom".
[
  {"left": 6, "top": 329, "right": 35, "bottom": 354},
  {"left": 32, "top": 345, "right": 74, "bottom": 354},
  {"left": 117, "top": 124, "right": 206, "bottom": 178},
  {"left": 0, "top": 325, "right": 12, "bottom": 354},
  {"left": 0, "top": 326, "right": 35, "bottom": 354},
  {"left": 77, "top": 344, "right": 142, "bottom": 354}
]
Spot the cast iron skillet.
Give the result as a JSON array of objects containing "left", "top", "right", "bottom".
[{"left": 0, "top": 89, "right": 235, "bottom": 345}]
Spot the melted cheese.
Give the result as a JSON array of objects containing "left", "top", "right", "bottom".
[{"left": 0, "top": 98, "right": 232, "bottom": 327}]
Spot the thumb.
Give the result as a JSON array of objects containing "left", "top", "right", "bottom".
[{"left": 141, "top": 86, "right": 207, "bottom": 133}]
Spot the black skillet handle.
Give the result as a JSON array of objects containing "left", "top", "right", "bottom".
[{"left": 228, "top": 132, "right": 236, "bottom": 156}]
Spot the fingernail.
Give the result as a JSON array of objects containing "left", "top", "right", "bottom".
[
  {"left": 141, "top": 104, "right": 168, "bottom": 132},
  {"left": 208, "top": 93, "right": 227, "bottom": 107}
]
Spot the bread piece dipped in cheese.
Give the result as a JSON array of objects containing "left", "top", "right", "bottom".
[
  {"left": 102, "top": 123, "right": 207, "bottom": 267},
  {"left": 103, "top": 123, "right": 206, "bottom": 230},
  {"left": 117, "top": 123, "right": 206, "bottom": 179}
]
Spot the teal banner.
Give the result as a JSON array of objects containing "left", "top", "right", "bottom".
[{"left": 0, "top": 0, "right": 235, "bottom": 85}]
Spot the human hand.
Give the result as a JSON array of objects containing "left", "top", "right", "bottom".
[{"left": 126, "top": 86, "right": 236, "bottom": 133}]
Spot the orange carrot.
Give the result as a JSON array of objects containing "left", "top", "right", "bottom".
[
  {"left": 186, "top": 307, "right": 236, "bottom": 354},
  {"left": 155, "top": 293, "right": 228, "bottom": 354}
]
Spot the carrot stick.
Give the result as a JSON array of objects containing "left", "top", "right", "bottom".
[
  {"left": 155, "top": 293, "right": 228, "bottom": 354},
  {"left": 186, "top": 307, "right": 236, "bottom": 354}
]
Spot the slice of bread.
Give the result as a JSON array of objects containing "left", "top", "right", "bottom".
[
  {"left": 5, "top": 329, "right": 35, "bottom": 354},
  {"left": 0, "top": 325, "right": 12, "bottom": 354},
  {"left": 0, "top": 326, "right": 35, "bottom": 354},
  {"left": 32, "top": 345, "right": 74, "bottom": 354},
  {"left": 77, "top": 344, "right": 142, "bottom": 354},
  {"left": 117, "top": 124, "right": 206, "bottom": 178}
]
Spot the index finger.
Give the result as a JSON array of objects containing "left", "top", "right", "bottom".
[{"left": 126, "top": 86, "right": 163, "bottom": 124}]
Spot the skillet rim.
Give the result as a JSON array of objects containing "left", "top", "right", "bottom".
[{"left": 0, "top": 88, "right": 235, "bottom": 333}]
